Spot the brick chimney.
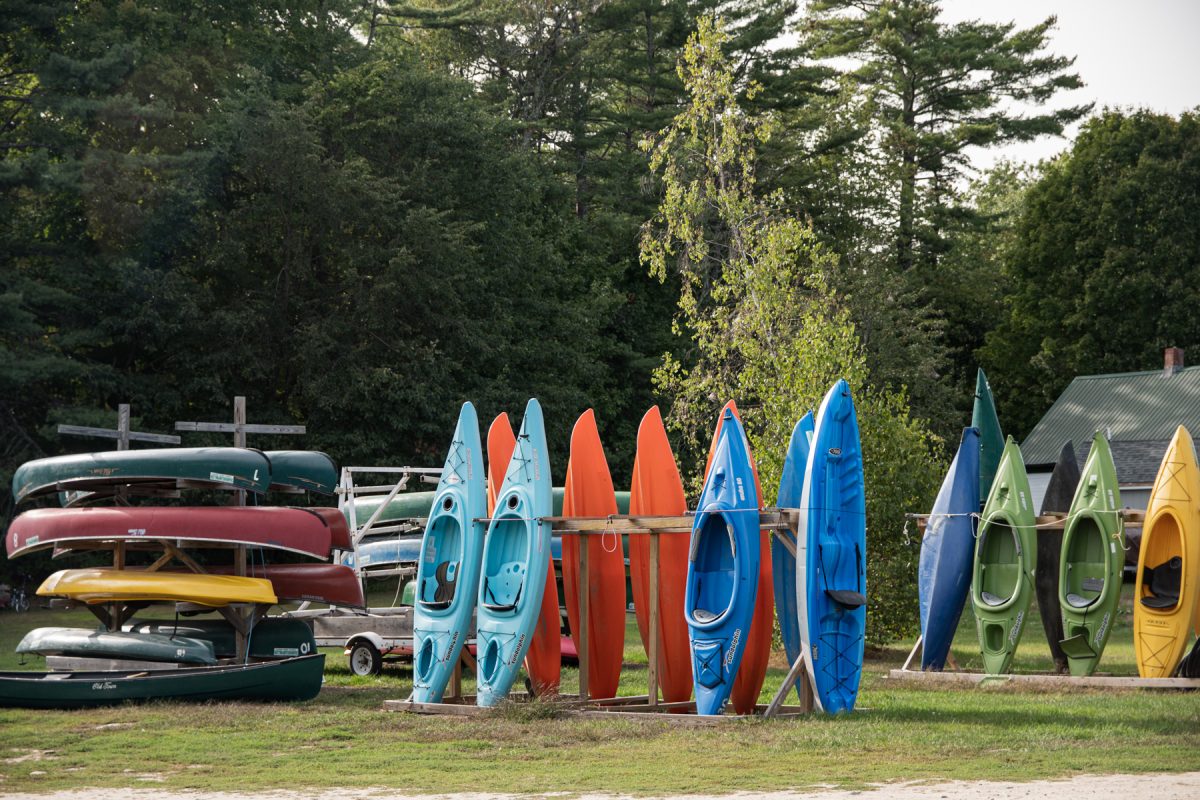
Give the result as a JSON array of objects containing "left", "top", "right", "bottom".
[{"left": 1164, "top": 346, "right": 1185, "bottom": 376}]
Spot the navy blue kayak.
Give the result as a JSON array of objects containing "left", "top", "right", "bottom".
[
  {"left": 799, "top": 380, "right": 867, "bottom": 714},
  {"left": 686, "top": 408, "right": 760, "bottom": 716},
  {"left": 773, "top": 412, "right": 814, "bottom": 674},
  {"left": 917, "top": 427, "right": 980, "bottom": 670}
]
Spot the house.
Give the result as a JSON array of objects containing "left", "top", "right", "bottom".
[{"left": 1021, "top": 347, "right": 1200, "bottom": 512}]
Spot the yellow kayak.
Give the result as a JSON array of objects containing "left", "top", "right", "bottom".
[
  {"left": 1134, "top": 426, "right": 1200, "bottom": 677},
  {"left": 37, "top": 569, "right": 277, "bottom": 607}
]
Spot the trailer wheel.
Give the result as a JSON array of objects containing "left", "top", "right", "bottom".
[{"left": 349, "top": 641, "right": 382, "bottom": 676}]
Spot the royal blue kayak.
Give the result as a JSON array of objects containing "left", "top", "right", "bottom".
[
  {"left": 686, "top": 408, "right": 760, "bottom": 716},
  {"left": 799, "top": 380, "right": 867, "bottom": 714},
  {"left": 917, "top": 427, "right": 980, "bottom": 670},
  {"left": 411, "top": 402, "right": 487, "bottom": 703},
  {"left": 475, "top": 399, "right": 553, "bottom": 707},
  {"left": 773, "top": 412, "right": 814, "bottom": 674}
]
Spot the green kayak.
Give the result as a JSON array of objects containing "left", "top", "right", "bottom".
[
  {"left": 345, "top": 487, "right": 632, "bottom": 528},
  {"left": 972, "top": 437, "right": 1037, "bottom": 675},
  {"left": 266, "top": 451, "right": 338, "bottom": 494},
  {"left": 972, "top": 368, "right": 1005, "bottom": 504},
  {"left": 16, "top": 627, "right": 217, "bottom": 665},
  {"left": 1058, "top": 432, "right": 1124, "bottom": 676},
  {"left": 12, "top": 447, "right": 272, "bottom": 504}
]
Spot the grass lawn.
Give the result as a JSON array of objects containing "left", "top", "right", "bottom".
[{"left": 0, "top": 589, "right": 1198, "bottom": 795}]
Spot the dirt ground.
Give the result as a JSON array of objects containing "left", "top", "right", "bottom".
[{"left": 2, "top": 772, "right": 1199, "bottom": 800}]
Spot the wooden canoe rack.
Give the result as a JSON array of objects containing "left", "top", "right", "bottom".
[{"left": 906, "top": 508, "right": 1146, "bottom": 532}]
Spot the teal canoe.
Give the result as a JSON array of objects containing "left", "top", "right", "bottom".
[
  {"left": 972, "top": 437, "right": 1037, "bottom": 674},
  {"left": 265, "top": 451, "right": 338, "bottom": 494},
  {"left": 16, "top": 627, "right": 217, "bottom": 665},
  {"left": 475, "top": 399, "right": 553, "bottom": 707},
  {"left": 12, "top": 447, "right": 272, "bottom": 504},
  {"left": 972, "top": 368, "right": 1005, "bottom": 504},
  {"left": 0, "top": 654, "right": 325, "bottom": 709},
  {"left": 123, "top": 617, "right": 318, "bottom": 659}
]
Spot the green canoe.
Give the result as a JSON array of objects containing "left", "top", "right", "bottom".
[
  {"left": 972, "top": 368, "right": 1005, "bottom": 504},
  {"left": 12, "top": 447, "right": 272, "bottom": 504},
  {"left": 344, "top": 487, "right": 632, "bottom": 528},
  {"left": 1058, "top": 432, "right": 1125, "bottom": 676},
  {"left": 123, "top": 617, "right": 317, "bottom": 659},
  {"left": 266, "top": 451, "right": 338, "bottom": 494},
  {"left": 0, "top": 654, "right": 325, "bottom": 709},
  {"left": 16, "top": 627, "right": 217, "bottom": 665},
  {"left": 972, "top": 437, "right": 1037, "bottom": 675}
]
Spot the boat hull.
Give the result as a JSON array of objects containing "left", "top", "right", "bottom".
[
  {"left": 16, "top": 627, "right": 217, "bottom": 665},
  {"left": 38, "top": 569, "right": 277, "bottom": 607},
  {"left": 265, "top": 451, "right": 338, "bottom": 494},
  {"left": 972, "top": 369, "right": 1005, "bottom": 503},
  {"left": 774, "top": 413, "right": 814, "bottom": 675},
  {"left": 125, "top": 617, "right": 317, "bottom": 659}
]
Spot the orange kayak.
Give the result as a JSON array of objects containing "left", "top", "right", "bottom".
[
  {"left": 488, "top": 412, "right": 560, "bottom": 695},
  {"left": 704, "top": 400, "right": 773, "bottom": 714},
  {"left": 561, "top": 409, "right": 625, "bottom": 700},
  {"left": 629, "top": 406, "right": 692, "bottom": 706}
]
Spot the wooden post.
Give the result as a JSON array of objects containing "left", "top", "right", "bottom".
[
  {"left": 57, "top": 403, "right": 180, "bottom": 450},
  {"left": 647, "top": 533, "right": 660, "bottom": 707},
  {"left": 578, "top": 532, "right": 589, "bottom": 701}
]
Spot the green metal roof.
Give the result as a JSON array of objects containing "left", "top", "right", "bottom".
[{"left": 1022, "top": 365, "right": 1200, "bottom": 467}]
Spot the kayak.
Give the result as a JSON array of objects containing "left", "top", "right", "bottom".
[
  {"left": 16, "top": 627, "right": 217, "bottom": 665},
  {"left": 7, "top": 506, "right": 349, "bottom": 561},
  {"left": 38, "top": 569, "right": 278, "bottom": 607},
  {"left": 972, "top": 368, "right": 1005, "bottom": 504},
  {"left": 704, "top": 401, "right": 772, "bottom": 715},
  {"left": 1134, "top": 425, "right": 1200, "bottom": 678},
  {"left": 687, "top": 408, "right": 760, "bottom": 716},
  {"left": 1058, "top": 432, "right": 1124, "bottom": 676},
  {"left": 475, "top": 399, "right": 553, "bottom": 707},
  {"left": 488, "top": 412, "right": 559, "bottom": 696},
  {"left": 799, "top": 380, "right": 867, "bottom": 713},
  {"left": 12, "top": 447, "right": 272, "bottom": 504},
  {"left": 628, "top": 406, "right": 692, "bottom": 706},
  {"left": 1037, "top": 441, "right": 1081, "bottom": 672},
  {"left": 561, "top": 409, "right": 624, "bottom": 700},
  {"left": 265, "top": 451, "right": 338, "bottom": 494},
  {"left": 0, "top": 654, "right": 325, "bottom": 709},
  {"left": 917, "top": 427, "right": 980, "bottom": 671},
  {"left": 125, "top": 617, "right": 317, "bottom": 659},
  {"left": 411, "top": 402, "right": 487, "bottom": 703},
  {"left": 774, "top": 413, "right": 815, "bottom": 673},
  {"left": 972, "top": 437, "right": 1037, "bottom": 675}
]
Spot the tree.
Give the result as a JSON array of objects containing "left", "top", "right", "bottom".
[
  {"left": 983, "top": 109, "right": 1200, "bottom": 435},
  {"left": 641, "top": 16, "right": 942, "bottom": 644}
]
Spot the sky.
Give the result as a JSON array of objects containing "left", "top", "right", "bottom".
[{"left": 937, "top": 0, "right": 1200, "bottom": 171}]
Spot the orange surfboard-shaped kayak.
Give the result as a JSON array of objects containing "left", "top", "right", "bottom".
[
  {"left": 704, "top": 400, "right": 773, "bottom": 714},
  {"left": 488, "top": 412, "right": 560, "bottom": 695},
  {"left": 561, "top": 409, "right": 625, "bottom": 700},
  {"left": 629, "top": 406, "right": 692, "bottom": 706}
]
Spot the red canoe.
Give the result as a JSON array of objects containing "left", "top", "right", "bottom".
[
  {"left": 169, "top": 564, "right": 364, "bottom": 608},
  {"left": 561, "top": 409, "right": 624, "bottom": 700},
  {"left": 704, "top": 401, "right": 773, "bottom": 715},
  {"left": 629, "top": 406, "right": 692, "bottom": 706},
  {"left": 489, "top": 413, "right": 560, "bottom": 695},
  {"left": 7, "top": 506, "right": 348, "bottom": 561}
]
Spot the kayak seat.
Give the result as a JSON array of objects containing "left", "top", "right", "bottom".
[
  {"left": 692, "top": 608, "right": 721, "bottom": 624},
  {"left": 420, "top": 561, "right": 458, "bottom": 610},
  {"left": 980, "top": 591, "right": 1007, "bottom": 607},
  {"left": 482, "top": 561, "right": 525, "bottom": 611},
  {"left": 1065, "top": 593, "right": 1093, "bottom": 609},
  {"left": 1066, "top": 577, "right": 1105, "bottom": 608},
  {"left": 825, "top": 589, "right": 866, "bottom": 608},
  {"left": 1141, "top": 557, "right": 1182, "bottom": 609}
]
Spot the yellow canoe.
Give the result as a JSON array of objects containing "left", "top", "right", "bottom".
[
  {"left": 1134, "top": 426, "right": 1200, "bottom": 677},
  {"left": 37, "top": 569, "right": 277, "bottom": 607}
]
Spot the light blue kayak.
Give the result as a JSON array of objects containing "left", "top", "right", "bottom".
[
  {"left": 773, "top": 412, "right": 814, "bottom": 675},
  {"left": 411, "top": 403, "right": 487, "bottom": 703},
  {"left": 799, "top": 380, "right": 867, "bottom": 714},
  {"left": 686, "top": 408, "right": 760, "bottom": 716},
  {"left": 475, "top": 399, "right": 553, "bottom": 707}
]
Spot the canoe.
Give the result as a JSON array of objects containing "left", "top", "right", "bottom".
[
  {"left": 345, "top": 487, "right": 630, "bottom": 527},
  {"left": 561, "top": 409, "right": 624, "bottom": 700},
  {"left": 38, "top": 569, "right": 278, "bottom": 607},
  {"left": 917, "top": 427, "right": 980, "bottom": 671},
  {"left": 687, "top": 408, "right": 760, "bottom": 716},
  {"left": 475, "top": 399, "right": 554, "bottom": 707},
  {"left": 125, "top": 617, "right": 317, "bottom": 659},
  {"left": 342, "top": 536, "right": 423, "bottom": 571},
  {"left": 1037, "top": 441, "right": 1081, "bottom": 672},
  {"left": 265, "top": 451, "right": 338, "bottom": 494},
  {"left": 799, "top": 380, "right": 867, "bottom": 713},
  {"left": 411, "top": 402, "right": 487, "bottom": 703},
  {"left": 0, "top": 653, "right": 325, "bottom": 708},
  {"left": 1058, "top": 432, "right": 1124, "bottom": 676},
  {"left": 489, "top": 412, "right": 559, "bottom": 696},
  {"left": 7, "top": 506, "right": 348, "bottom": 560},
  {"left": 972, "top": 437, "right": 1037, "bottom": 675},
  {"left": 972, "top": 368, "right": 1005, "bottom": 504},
  {"left": 628, "top": 406, "right": 691, "bottom": 706},
  {"left": 16, "top": 627, "right": 217, "bottom": 665},
  {"left": 774, "top": 413, "right": 814, "bottom": 672},
  {"left": 12, "top": 447, "right": 272, "bottom": 504},
  {"left": 1134, "top": 426, "right": 1200, "bottom": 678},
  {"left": 168, "top": 564, "right": 364, "bottom": 608},
  {"left": 704, "top": 400, "right": 772, "bottom": 715}
]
